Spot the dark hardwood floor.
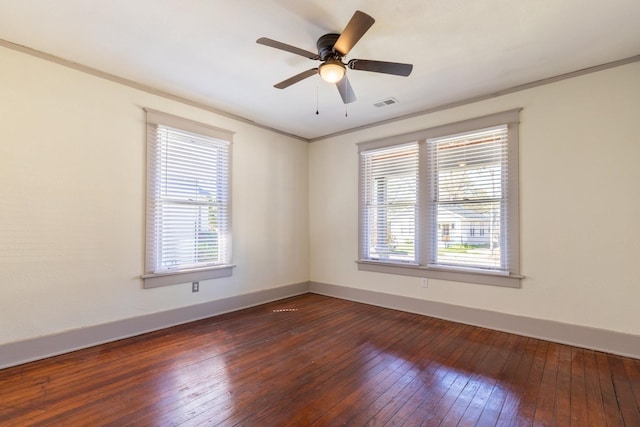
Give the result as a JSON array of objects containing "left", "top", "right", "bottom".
[{"left": 1, "top": 293, "right": 639, "bottom": 426}]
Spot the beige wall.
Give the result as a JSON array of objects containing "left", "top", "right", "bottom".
[
  {"left": 2, "top": 42, "right": 638, "bottom": 349},
  {"left": 0, "top": 46, "right": 309, "bottom": 344},
  {"left": 309, "top": 61, "right": 640, "bottom": 336}
]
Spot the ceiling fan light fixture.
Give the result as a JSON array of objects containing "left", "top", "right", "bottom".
[{"left": 319, "top": 60, "right": 346, "bottom": 83}]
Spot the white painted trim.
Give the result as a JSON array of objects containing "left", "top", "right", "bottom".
[
  {"left": 1, "top": 38, "right": 638, "bottom": 143},
  {"left": 355, "top": 259, "right": 522, "bottom": 288},
  {"left": 309, "top": 281, "right": 640, "bottom": 360},
  {"left": 0, "top": 282, "right": 309, "bottom": 370},
  {"left": 3, "top": 281, "right": 637, "bottom": 370},
  {"left": 310, "top": 55, "right": 640, "bottom": 142},
  {"left": 145, "top": 108, "right": 235, "bottom": 140},
  {"left": 0, "top": 39, "right": 307, "bottom": 143},
  {"left": 142, "top": 265, "right": 235, "bottom": 288}
]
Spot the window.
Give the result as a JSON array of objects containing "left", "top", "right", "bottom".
[
  {"left": 427, "top": 125, "right": 508, "bottom": 271},
  {"left": 142, "top": 110, "right": 234, "bottom": 288},
  {"left": 358, "top": 110, "right": 521, "bottom": 287},
  {"left": 360, "top": 143, "right": 418, "bottom": 263}
]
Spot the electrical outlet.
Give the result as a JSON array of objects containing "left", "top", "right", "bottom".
[
  {"left": 192, "top": 281, "right": 199, "bottom": 292},
  {"left": 421, "top": 278, "right": 429, "bottom": 288}
]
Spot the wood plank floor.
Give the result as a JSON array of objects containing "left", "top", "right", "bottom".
[{"left": 1, "top": 293, "right": 639, "bottom": 426}]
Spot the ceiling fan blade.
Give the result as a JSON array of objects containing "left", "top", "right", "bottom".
[
  {"left": 335, "top": 75, "right": 357, "bottom": 104},
  {"left": 348, "top": 59, "right": 413, "bottom": 76},
  {"left": 274, "top": 68, "right": 318, "bottom": 89},
  {"left": 257, "top": 37, "right": 319, "bottom": 60},
  {"left": 333, "top": 11, "right": 375, "bottom": 56}
]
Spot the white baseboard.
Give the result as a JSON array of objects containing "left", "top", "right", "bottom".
[
  {"left": 3, "top": 280, "right": 637, "bottom": 370},
  {"left": 0, "top": 282, "right": 309, "bottom": 370},
  {"left": 309, "top": 281, "right": 640, "bottom": 360}
]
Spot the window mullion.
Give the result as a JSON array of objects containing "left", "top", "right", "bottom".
[{"left": 417, "top": 139, "right": 430, "bottom": 267}]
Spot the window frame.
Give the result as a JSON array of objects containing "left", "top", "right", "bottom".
[
  {"left": 357, "top": 109, "right": 522, "bottom": 288},
  {"left": 142, "top": 109, "right": 235, "bottom": 288}
]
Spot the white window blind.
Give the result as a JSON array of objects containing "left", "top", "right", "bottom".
[
  {"left": 357, "top": 110, "right": 521, "bottom": 287},
  {"left": 427, "top": 125, "right": 509, "bottom": 272},
  {"left": 146, "top": 118, "right": 231, "bottom": 275},
  {"left": 360, "top": 142, "right": 418, "bottom": 263}
]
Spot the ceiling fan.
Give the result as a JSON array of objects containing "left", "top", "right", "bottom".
[{"left": 256, "top": 10, "right": 413, "bottom": 104}]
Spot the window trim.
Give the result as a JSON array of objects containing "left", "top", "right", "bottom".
[
  {"left": 142, "top": 109, "right": 235, "bottom": 288},
  {"left": 142, "top": 264, "right": 234, "bottom": 289},
  {"left": 357, "top": 109, "right": 522, "bottom": 288}
]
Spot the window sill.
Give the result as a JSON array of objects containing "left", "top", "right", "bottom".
[
  {"left": 142, "top": 264, "right": 235, "bottom": 289},
  {"left": 356, "top": 260, "right": 522, "bottom": 288}
]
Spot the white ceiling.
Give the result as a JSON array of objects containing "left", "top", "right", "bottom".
[{"left": 1, "top": 0, "right": 639, "bottom": 140}]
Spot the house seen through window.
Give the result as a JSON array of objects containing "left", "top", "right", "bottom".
[{"left": 358, "top": 110, "right": 521, "bottom": 287}]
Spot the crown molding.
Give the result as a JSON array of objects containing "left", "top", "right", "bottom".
[{"left": 2, "top": 38, "right": 638, "bottom": 143}]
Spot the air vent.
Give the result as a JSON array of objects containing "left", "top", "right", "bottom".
[{"left": 373, "top": 97, "right": 398, "bottom": 108}]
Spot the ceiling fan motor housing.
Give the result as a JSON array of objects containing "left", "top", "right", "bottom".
[{"left": 317, "top": 33, "right": 342, "bottom": 60}]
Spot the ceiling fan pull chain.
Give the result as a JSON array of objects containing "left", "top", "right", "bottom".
[{"left": 316, "top": 85, "right": 319, "bottom": 115}]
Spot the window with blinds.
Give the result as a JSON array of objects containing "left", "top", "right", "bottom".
[
  {"left": 427, "top": 125, "right": 509, "bottom": 273},
  {"left": 360, "top": 143, "right": 418, "bottom": 263},
  {"left": 357, "top": 109, "right": 521, "bottom": 288},
  {"left": 144, "top": 110, "right": 233, "bottom": 287}
]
